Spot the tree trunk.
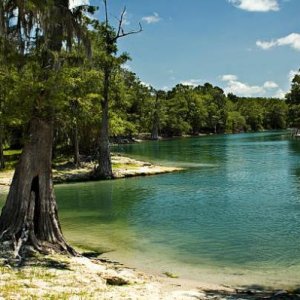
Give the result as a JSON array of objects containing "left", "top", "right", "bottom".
[
  {"left": 96, "top": 67, "right": 113, "bottom": 179},
  {"left": 73, "top": 121, "right": 81, "bottom": 168},
  {"left": 97, "top": 101, "right": 113, "bottom": 179},
  {"left": 0, "top": 125, "right": 4, "bottom": 170},
  {"left": 0, "top": 118, "right": 75, "bottom": 256},
  {"left": 151, "top": 94, "right": 160, "bottom": 140},
  {"left": 151, "top": 117, "right": 159, "bottom": 140}
]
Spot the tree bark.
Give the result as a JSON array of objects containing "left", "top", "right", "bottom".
[
  {"left": 97, "top": 105, "right": 113, "bottom": 179},
  {"left": 0, "top": 118, "right": 75, "bottom": 255},
  {"left": 0, "top": 125, "right": 4, "bottom": 170},
  {"left": 73, "top": 121, "right": 81, "bottom": 168},
  {"left": 151, "top": 93, "right": 160, "bottom": 140},
  {"left": 96, "top": 67, "right": 113, "bottom": 179}
]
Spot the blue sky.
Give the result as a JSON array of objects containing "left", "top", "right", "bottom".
[{"left": 71, "top": 0, "right": 300, "bottom": 98}]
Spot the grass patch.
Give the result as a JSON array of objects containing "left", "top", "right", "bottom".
[
  {"left": 3, "top": 149, "right": 22, "bottom": 156},
  {"left": 113, "top": 163, "right": 140, "bottom": 169},
  {"left": 1, "top": 149, "right": 21, "bottom": 171},
  {"left": 1, "top": 160, "right": 18, "bottom": 170},
  {"left": 163, "top": 271, "right": 179, "bottom": 279}
]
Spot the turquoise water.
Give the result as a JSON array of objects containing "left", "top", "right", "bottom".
[{"left": 1, "top": 131, "right": 300, "bottom": 287}]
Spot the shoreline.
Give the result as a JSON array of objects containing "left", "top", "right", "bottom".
[
  {"left": 0, "top": 154, "right": 183, "bottom": 195},
  {"left": 100, "top": 249, "right": 300, "bottom": 291},
  {"left": 1, "top": 249, "right": 298, "bottom": 299},
  {"left": 1, "top": 154, "right": 300, "bottom": 298},
  {"left": 0, "top": 249, "right": 233, "bottom": 299}
]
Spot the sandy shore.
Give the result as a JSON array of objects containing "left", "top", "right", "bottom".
[
  {"left": 1, "top": 249, "right": 298, "bottom": 300},
  {"left": 0, "top": 154, "right": 183, "bottom": 195},
  {"left": 0, "top": 250, "right": 234, "bottom": 300}
]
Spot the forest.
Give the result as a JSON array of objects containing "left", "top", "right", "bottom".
[
  {"left": 2, "top": 65, "right": 299, "bottom": 168},
  {"left": 2, "top": 52, "right": 299, "bottom": 172}
]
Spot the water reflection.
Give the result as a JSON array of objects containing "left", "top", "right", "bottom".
[{"left": 288, "top": 138, "right": 300, "bottom": 192}]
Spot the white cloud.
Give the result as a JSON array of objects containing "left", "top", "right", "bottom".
[
  {"left": 69, "top": 0, "right": 89, "bottom": 9},
  {"left": 221, "top": 74, "right": 280, "bottom": 97},
  {"left": 141, "top": 81, "right": 151, "bottom": 88},
  {"left": 263, "top": 81, "right": 278, "bottom": 89},
  {"left": 228, "top": 0, "right": 279, "bottom": 12},
  {"left": 224, "top": 81, "right": 264, "bottom": 96},
  {"left": 256, "top": 40, "right": 277, "bottom": 50},
  {"left": 142, "top": 12, "right": 161, "bottom": 24},
  {"left": 122, "top": 64, "right": 132, "bottom": 71},
  {"left": 180, "top": 79, "right": 202, "bottom": 87},
  {"left": 221, "top": 74, "right": 238, "bottom": 82},
  {"left": 289, "top": 69, "right": 300, "bottom": 82},
  {"left": 256, "top": 33, "right": 300, "bottom": 51},
  {"left": 273, "top": 89, "right": 286, "bottom": 99}
]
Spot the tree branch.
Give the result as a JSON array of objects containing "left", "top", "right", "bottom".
[
  {"left": 102, "top": 1, "right": 142, "bottom": 44},
  {"left": 114, "top": 22, "right": 142, "bottom": 41},
  {"left": 116, "top": 6, "right": 126, "bottom": 38},
  {"left": 103, "top": 0, "right": 108, "bottom": 28}
]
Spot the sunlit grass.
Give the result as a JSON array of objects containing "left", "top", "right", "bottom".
[
  {"left": 3, "top": 149, "right": 22, "bottom": 156},
  {"left": 112, "top": 163, "right": 140, "bottom": 169}
]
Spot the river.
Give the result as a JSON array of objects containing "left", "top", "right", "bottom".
[{"left": 2, "top": 131, "right": 300, "bottom": 288}]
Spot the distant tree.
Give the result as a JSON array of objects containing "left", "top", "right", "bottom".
[
  {"left": 201, "top": 84, "right": 227, "bottom": 133},
  {"left": 263, "top": 100, "right": 287, "bottom": 129},
  {"left": 286, "top": 72, "right": 300, "bottom": 127},
  {"left": 227, "top": 93, "right": 239, "bottom": 103},
  {"left": 162, "top": 85, "right": 193, "bottom": 136},
  {"left": 150, "top": 90, "right": 165, "bottom": 140},
  {"left": 226, "top": 111, "right": 246, "bottom": 133},
  {"left": 93, "top": 1, "right": 142, "bottom": 179},
  {"left": 238, "top": 101, "right": 264, "bottom": 131}
]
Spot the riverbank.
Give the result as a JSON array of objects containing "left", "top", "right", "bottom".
[
  {"left": 0, "top": 250, "right": 224, "bottom": 299},
  {"left": 0, "top": 154, "right": 183, "bottom": 194},
  {"left": 1, "top": 249, "right": 298, "bottom": 300}
]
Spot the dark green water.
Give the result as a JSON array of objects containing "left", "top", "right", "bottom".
[{"left": 1, "top": 131, "right": 300, "bottom": 287}]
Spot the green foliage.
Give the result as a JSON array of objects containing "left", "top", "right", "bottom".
[
  {"left": 286, "top": 72, "right": 300, "bottom": 127},
  {"left": 263, "top": 100, "right": 287, "bottom": 129},
  {"left": 226, "top": 111, "right": 246, "bottom": 133},
  {"left": 0, "top": 0, "right": 292, "bottom": 161}
]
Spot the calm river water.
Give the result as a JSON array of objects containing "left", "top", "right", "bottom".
[{"left": 2, "top": 131, "right": 300, "bottom": 287}]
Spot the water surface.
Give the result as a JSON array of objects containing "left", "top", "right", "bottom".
[{"left": 1, "top": 131, "right": 300, "bottom": 287}]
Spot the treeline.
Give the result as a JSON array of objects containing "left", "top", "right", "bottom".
[
  {"left": 112, "top": 80, "right": 289, "bottom": 137},
  {"left": 0, "top": 68, "right": 291, "bottom": 165}
]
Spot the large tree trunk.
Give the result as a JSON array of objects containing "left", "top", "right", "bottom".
[
  {"left": 0, "top": 118, "right": 75, "bottom": 256},
  {"left": 96, "top": 68, "right": 113, "bottom": 179},
  {"left": 0, "top": 125, "right": 4, "bottom": 169}
]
